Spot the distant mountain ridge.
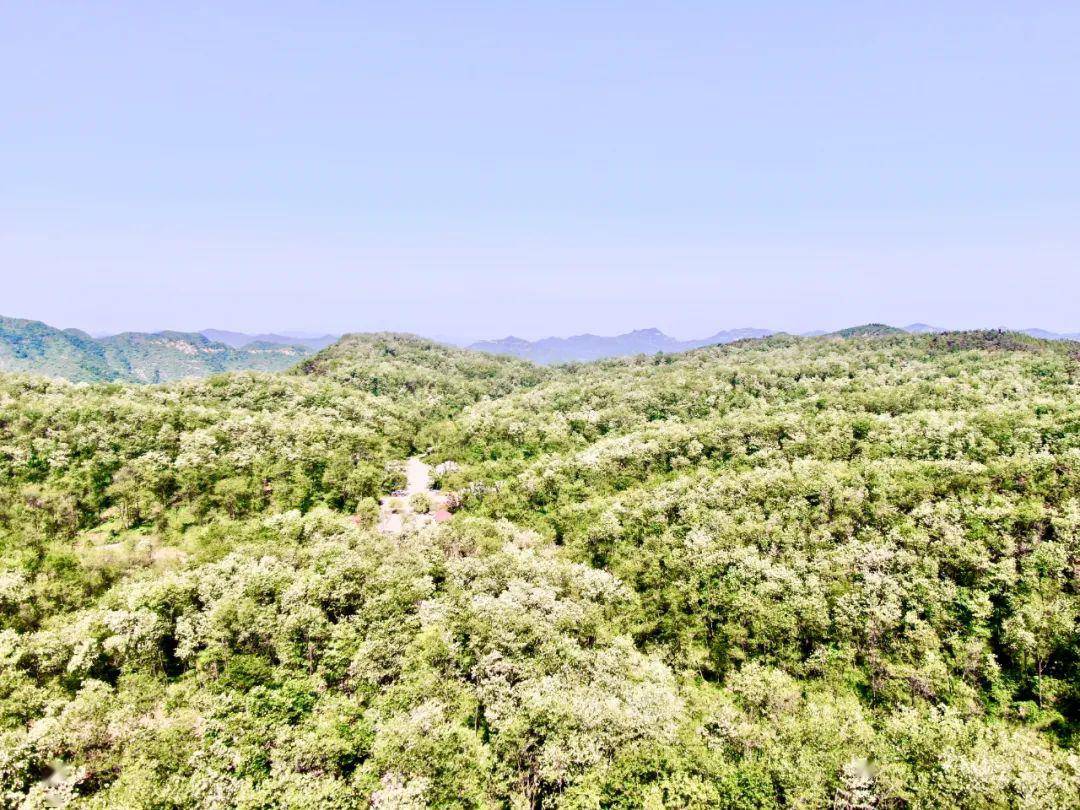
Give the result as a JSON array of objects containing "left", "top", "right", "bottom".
[
  {"left": 0, "top": 316, "right": 315, "bottom": 383},
  {"left": 200, "top": 329, "right": 338, "bottom": 350},
  {"left": 468, "top": 322, "right": 1080, "bottom": 363},
  {"left": 903, "top": 323, "right": 947, "bottom": 334},
  {"left": 469, "top": 327, "right": 776, "bottom": 364},
  {"left": 6, "top": 317, "right": 1080, "bottom": 380},
  {"left": 1019, "top": 328, "right": 1080, "bottom": 341}
]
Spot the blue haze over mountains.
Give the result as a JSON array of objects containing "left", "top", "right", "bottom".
[
  {"left": 467, "top": 324, "right": 1080, "bottom": 363},
  {"left": 468, "top": 328, "right": 777, "bottom": 364},
  {"left": 199, "top": 330, "right": 338, "bottom": 351},
  {"left": 4, "top": 316, "right": 1080, "bottom": 380}
]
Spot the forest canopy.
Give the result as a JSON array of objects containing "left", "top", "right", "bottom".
[{"left": 1, "top": 331, "right": 1078, "bottom": 808}]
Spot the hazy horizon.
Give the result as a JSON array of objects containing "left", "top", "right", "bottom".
[
  {"left": 6, "top": 310, "right": 1079, "bottom": 346},
  {"left": 5, "top": 4, "right": 1080, "bottom": 339}
]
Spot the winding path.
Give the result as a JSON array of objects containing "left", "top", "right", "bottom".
[
  {"left": 376, "top": 457, "right": 447, "bottom": 534},
  {"left": 404, "top": 457, "right": 431, "bottom": 496}
]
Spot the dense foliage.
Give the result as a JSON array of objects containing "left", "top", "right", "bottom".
[{"left": 1, "top": 331, "right": 1078, "bottom": 807}]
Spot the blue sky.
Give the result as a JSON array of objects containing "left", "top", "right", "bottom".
[{"left": 3, "top": 2, "right": 1079, "bottom": 340}]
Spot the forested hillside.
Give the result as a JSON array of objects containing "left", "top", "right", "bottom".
[
  {"left": 1, "top": 331, "right": 1078, "bottom": 807},
  {"left": 0, "top": 317, "right": 313, "bottom": 383}
]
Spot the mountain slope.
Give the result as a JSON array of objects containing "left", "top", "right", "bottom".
[
  {"left": 0, "top": 316, "right": 314, "bottom": 382},
  {"left": 0, "top": 317, "right": 114, "bottom": 381}
]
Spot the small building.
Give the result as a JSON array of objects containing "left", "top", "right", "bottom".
[{"left": 433, "top": 509, "right": 453, "bottom": 523}]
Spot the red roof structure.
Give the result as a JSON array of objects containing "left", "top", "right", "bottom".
[{"left": 433, "top": 509, "right": 453, "bottom": 522}]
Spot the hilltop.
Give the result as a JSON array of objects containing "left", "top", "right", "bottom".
[
  {"left": 827, "top": 322, "right": 907, "bottom": 338},
  {"left": 295, "top": 331, "right": 549, "bottom": 413}
]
